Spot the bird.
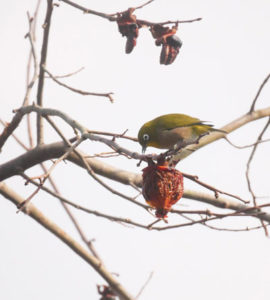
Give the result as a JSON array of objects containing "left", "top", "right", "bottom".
[{"left": 138, "top": 113, "right": 226, "bottom": 153}]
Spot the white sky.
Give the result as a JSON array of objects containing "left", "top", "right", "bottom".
[{"left": 1, "top": 0, "right": 270, "bottom": 299}]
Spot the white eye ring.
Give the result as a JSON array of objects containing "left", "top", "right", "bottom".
[{"left": 143, "top": 134, "right": 150, "bottom": 141}]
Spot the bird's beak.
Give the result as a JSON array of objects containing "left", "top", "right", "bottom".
[{"left": 142, "top": 145, "right": 146, "bottom": 154}]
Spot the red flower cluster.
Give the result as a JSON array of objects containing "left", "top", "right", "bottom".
[
  {"left": 151, "top": 25, "right": 183, "bottom": 65},
  {"left": 142, "top": 162, "right": 184, "bottom": 218}
]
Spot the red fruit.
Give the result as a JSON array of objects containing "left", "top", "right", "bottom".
[{"left": 142, "top": 164, "right": 184, "bottom": 218}]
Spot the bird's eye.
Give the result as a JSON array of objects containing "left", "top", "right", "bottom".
[{"left": 143, "top": 134, "right": 149, "bottom": 141}]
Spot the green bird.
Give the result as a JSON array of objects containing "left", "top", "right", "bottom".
[{"left": 138, "top": 113, "right": 225, "bottom": 153}]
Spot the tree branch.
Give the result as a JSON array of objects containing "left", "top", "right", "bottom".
[
  {"left": 1, "top": 139, "right": 270, "bottom": 224},
  {"left": 0, "top": 139, "right": 142, "bottom": 186},
  {"left": 0, "top": 182, "right": 134, "bottom": 300},
  {"left": 171, "top": 106, "right": 270, "bottom": 162},
  {"left": 36, "top": 0, "right": 54, "bottom": 144},
  {"left": 43, "top": 67, "right": 114, "bottom": 103},
  {"left": 249, "top": 72, "right": 270, "bottom": 113}
]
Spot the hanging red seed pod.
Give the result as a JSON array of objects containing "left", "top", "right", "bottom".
[
  {"left": 150, "top": 24, "right": 182, "bottom": 65},
  {"left": 117, "top": 8, "right": 139, "bottom": 54},
  {"left": 142, "top": 162, "right": 184, "bottom": 218}
]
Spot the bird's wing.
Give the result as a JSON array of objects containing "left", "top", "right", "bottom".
[{"left": 156, "top": 114, "right": 209, "bottom": 130}]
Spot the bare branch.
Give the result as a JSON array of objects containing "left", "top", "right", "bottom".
[
  {"left": 0, "top": 182, "right": 135, "bottom": 300},
  {"left": 109, "top": 0, "right": 154, "bottom": 17},
  {"left": 59, "top": 0, "right": 201, "bottom": 27},
  {"left": 2, "top": 116, "right": 103, "bottom": 261},
  {"left": 36, "top": 0, "right": 54, "bottom": 144},
  {"left": 43, "top": 67, "right": 114, "bottom": 102},
  {"left": 135, "top": 271, "right": 154, "bottom": 299},
  {"left": 171, "top": 106, "right": 270, "bottom": 163},
  {"left": 246, "top": 118, "right": 270, "bottom": 204},
  {"left": 0, "top": 119, "right": 29, "bottom": 150},
  {"left": 0, "top": 139, "right": 142, "bottom": 186},
  {"left": 245, "top": 117, "right": 270, "bottom": 236},
  {"left": 24, "top": 4, "right": 41, "bottom": 148},
  {"left": 249, "top": 72, "right": 270, "bottom": 113},
  {"left": 59, "top": 0, "right": 117, "bottom": 21},
  {"left": 45, "top": 66, "right": 85, "bottom": 79},
  {"left": 224, "top": 136, "right": 270, "bottom": 149},
  {"left": 137, "top": 17, "right": 202, "bottom": 27},
  {"left": 182, "top": 172, "right": 249, "bottom": 204},
  {"left": 87, "top": 129, "right": 137, "bottom": 142}
]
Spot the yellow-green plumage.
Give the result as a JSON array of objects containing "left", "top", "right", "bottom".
[{"left": 138, "top": 113, "right": 225, "bottom": 152}]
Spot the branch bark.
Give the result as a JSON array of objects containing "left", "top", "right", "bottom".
[{"left": 36, "top": 0, "right": 54, "bottom": 144}]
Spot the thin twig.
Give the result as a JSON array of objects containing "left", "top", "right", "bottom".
[
  {"left": 31, "top": 137, "right": 84, "bottom": 183},
  {"left": 84, "top": 152, "right": 121, "bottom": 159},
  {"left": 20, "top": 174, "right": 150, "bottom": 229},
  {"left": 36, "top": 0, "right": 54, "bottom": 144},
  {"left": 17, "top": 137, "right": 84, "bottom": 211},
  {"left": 135, "top": 271, "right": 154, "bottom": 299},
  {"left": 43, "top": 116, "right": 148, "bottom": 210},
  {"left": 0, "top": 182, "right": 135, "bottom": 300},
  {"left": 182, "top": 172, "right": 249, "bottom": 204},
  {"left": 17, "top": 180, "right": 42, "bottom": 212},
  {"left": 170, "top": 106, "right": 270, "bottom": 163},
  {"left": 245, "top": 117, "right": 270, "bottom": 236},
  {"left": 88, "top": 130, "right": 137, "bottom": 142},
  {"left": 39, "top": 166, "right": 103, "bottom": 262},
  {"left": 249, "top": 72, "right": 270, "bottom": 113},
  {"left": 59, "top": 0, "right": 201, "bottom": 27},
  {"left": 137, "top": 17, "right": 202, "bottom": 27},
  {"left": 109, "top": 0, "right": 155, "bottom": 16},
  {"left": 45, "top": 66, "right": 85, "bottom": 79},
  {"left": 17, "top": 175, "right": 270, "bottom": 232},
  {"left": 224, "top": 136, "right": 270, "bottom": 149},
  {"left": 43, "top": 67, "right": 114, "bottom": 102},
  {"left": 181, "top": 213, "right": 268, "bottom": 233},
  {"left": 59, "top": 0, "right": 116, "bottom": 21},
  {"left": 0, "top": 119, "right": 29, "bottom": 150},
  {"left": 1, "top": 117, "right": 103, "bottom": 261},
  {"left": 24, "top": 5, "right": 41, "bottom": 148}
]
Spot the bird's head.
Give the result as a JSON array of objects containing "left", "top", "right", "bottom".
[{"left": 138, "top": 121, "right": 159, "bottom": 153}]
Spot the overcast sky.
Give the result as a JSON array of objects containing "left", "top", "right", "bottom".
[{"left": 1, "top": 1, "right": 270, "bottom": 299}]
